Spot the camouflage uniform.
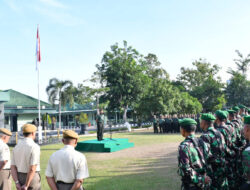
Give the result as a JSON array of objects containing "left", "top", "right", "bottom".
[
  {"left": 178, "top": 134, "right": 210, "bottom": 190},
  {"left": 232, "top": 119, "right": 247, "bottom": 187},
  {"left": 200, "top": 126, "right": 228, "bottom": 190},
  {"left": 240, "top": 142, "right": 250, "bottom": 190},
  {"left": 216, "top": 124, "right": 236, "bottom": 189}
]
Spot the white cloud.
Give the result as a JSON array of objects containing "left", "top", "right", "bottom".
[
  {"left": 38, "top": 0, "right": 67, "bottom": 9},
  {"left": 3, "top": 0, "right": 21, "bottom": 12},
  {"left": 33, "top": 6, "right": 84, "bottom": 26}
]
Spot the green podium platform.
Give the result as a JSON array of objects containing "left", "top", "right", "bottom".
[{"left": 76, "top": 138, "right": 134, "bottom": 152}]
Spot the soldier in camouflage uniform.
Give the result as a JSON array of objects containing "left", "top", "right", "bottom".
[
  {"left": 159, "top": 115, "right": 165, "bottom": 134},
  {"left": 232, "top": 106, "right": 247, "bottom": 187},
  {"left": 200, "top": 113, "right": 228, "bottom": 190},
  {"left": 215, "top": 110, "right": 236, "bottom": 190},
  {"left": 178, "top": 118, "right": 211, "bottom": 190},
  {"left": 240, "top": 116, "right": 250, "bottom": 190},
  {"left": 152, "top": 115, "right": 159, "bottom": 134}
]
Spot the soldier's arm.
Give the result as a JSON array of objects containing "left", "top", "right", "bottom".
[
  {"left": 178, "top": 145, "right": 206, "bottom": 187},
  {"left": 46, "top": 177, "right": 58, "bottom": 190},
  {"left": 23, "top": 165, "right": 37, "bottom": 189}
]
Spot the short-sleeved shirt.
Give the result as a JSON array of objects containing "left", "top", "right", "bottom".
[
  {"left": 0, "top": 139, "right": 11, "bottom": 169},
  {"left": 11, "top": 138, "right": 40, "bottom": 173},
  {"left": 45, "top": 145, "right": 89, "bottom": 183}
]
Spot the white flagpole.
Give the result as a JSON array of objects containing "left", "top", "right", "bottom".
[{"left": 37, "top": 25, "right": 42, "bottom": 144}]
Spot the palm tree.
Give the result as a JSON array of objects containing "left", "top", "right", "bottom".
[{"left": 46, "top": 78, "right": 73, "bottom": 130}]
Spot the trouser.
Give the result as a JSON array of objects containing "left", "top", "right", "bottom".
[
  {"left": 239, "top": 182, "right": 250, "bottom": 190},
  {"left": 181, "top": 183, "right": 201, "bottom": 190},
  {"left": 0, "top": 169, "right": 11, "bottom": 190},
  {"left": 159, "top": 123, "right": 163, "bottom": 133},
  {"left": 56, "top": 181, "right": 84, "bottom": 190},
  {"left": 17, "top": 172, "right": 41, "bottom": 190},
  {"left": 153, "top": 124, "right": 158, "bottom": 133},
  {"left": 97, "top": 122, "right": 104, "bottom": 141}
]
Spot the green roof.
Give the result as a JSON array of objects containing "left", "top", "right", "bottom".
[
  {"left": 0, "top": 91, "right": 10, "bottom": 102},
  {"left": 3, "top": 89, "right": 52, "bottom": 109}
]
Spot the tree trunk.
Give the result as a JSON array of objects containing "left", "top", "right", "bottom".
[{"left": 123, "top": 105, "right": 128, "bottom": 122}]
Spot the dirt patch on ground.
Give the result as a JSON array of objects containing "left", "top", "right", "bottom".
[{"left": 89, "top": 141, "right": 179, "bottom": 161}]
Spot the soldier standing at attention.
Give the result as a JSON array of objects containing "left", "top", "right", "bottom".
[
  {"left": 200, "top": 113, "right": 228, "bottom": 190},
  {"left": 11, "top": 124, "right": 41, "bottom": 190},
  {"left": 46, "top": 130, "right": 89, "bottom": 190},
  {"left": 152, "top": 115, "right": 158, "bottom": 134},
  {"left": 178, "top": 118, "right": 211, "bottom": 190},
  {"left": 240, "top": 116, "right": 250, "bottom": 190},
  {"left": 96, "top": 109, "right": 105, "bottom": 141},
  {"left": 159, "top": 115, "right": 164, "bottom": 134},
  {"left": 0, "top": 128, "right": 12, "bottom": 190}
]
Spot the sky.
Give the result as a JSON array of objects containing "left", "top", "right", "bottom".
[{"left": 1, "top": 0, "right": 250, "bottom": 102}]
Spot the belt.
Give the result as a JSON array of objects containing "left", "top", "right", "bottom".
[
  {"left": 2, "top": 169, "right": 10, "bottom": 170},
  {"left": 57, "top": 181, "right": 74, "bottom": 185},
  {"left": 18, "top": 171, "right": 40, "bottom": 174}
]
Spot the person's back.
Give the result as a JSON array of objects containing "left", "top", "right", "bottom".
[
  {"left": 46, "top": 130, "right": 89, "bottom": 190},
  {"left": 48, "top": 145, "right": 88, "bottom": 183}
]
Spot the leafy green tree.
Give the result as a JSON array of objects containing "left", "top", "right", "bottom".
[
  {"left": 177, "top": 59, "right": 225, "bottom": 112},
  {"left": 225, "top": 71, "right": 250, "bottom": 107},
  {"left": 95, "top": 41, "right": 150, "bottom": 121},
  {"left": 46, "top": 78, "right": 73, "bottom": 129}
]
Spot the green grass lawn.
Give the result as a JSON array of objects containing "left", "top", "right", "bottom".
[{"left": 12, "top": 130, "right": 184, "bottom": 190}]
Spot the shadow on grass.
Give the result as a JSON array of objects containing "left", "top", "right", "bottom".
[{"left": 84, "top": 150, "right": 181, "bottom": 190}]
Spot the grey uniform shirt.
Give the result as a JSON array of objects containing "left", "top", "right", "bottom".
[
  {"left": 45, "top": 145, "right": 89, "bottom": 183},
  {"left": 0, "top": 139, "right": 10, "bottom": 169},
  {"left": 11, "top": 138, "right": 40, "bottom": 173}
]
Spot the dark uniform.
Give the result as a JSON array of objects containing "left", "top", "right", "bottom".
[
  {"left": 96, "top": 113, "right": 105, "bottom": 141},
  {"left": 153, "top": 117, "right": 159, "bottom": 134}
]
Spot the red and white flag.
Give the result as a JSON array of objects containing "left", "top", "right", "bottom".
[{"left": 36, "top": 26, "right": 41, "bottom": 69}]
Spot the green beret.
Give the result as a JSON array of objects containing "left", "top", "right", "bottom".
[
  {"left": 244, "top": 116, "right": 250, "bottom": 125},
  {"left": 215, "top": 110, "right": 228, "bottom": 120},
  {"left": 239, "top": 104, "right": 247, "bottom": 109},
  {"left": 201, "top": 113, "right": 216, "bottom": 121},
  {"left": 179, "top": 118, "right": 197, "bottom": 126},
  {"left": 227, "top": 110, "right": 236, "bottom": 114},
  {"left": 233, "top": 106, "right": 240, "bottom": 112}
]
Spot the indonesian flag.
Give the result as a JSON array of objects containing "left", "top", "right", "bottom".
[{"left": 36, "top": 26, "right": 41, "bottom": 69}]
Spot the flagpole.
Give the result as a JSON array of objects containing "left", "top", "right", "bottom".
[{"left": 36, "top": 25, "right": 42, "bottom": 144}]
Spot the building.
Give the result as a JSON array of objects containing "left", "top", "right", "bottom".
[{"left": 0, "top": 89, "right": 97, "bottom": 132}]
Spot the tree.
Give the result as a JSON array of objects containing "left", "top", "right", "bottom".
[
  {"left": 177, "top": 59, "right": 225, "bottom": 112},
  {"left": 231, "top": 50, "right": 250, "bottom": 75},
  {"left": 95, "top": 41, "right": 150, "bottom": 121},
  {"left": 46, "top": 78, "right": 73, "bottom": 130},
  {"left": 225, "top": 71, "right": 250, "bottom": 107}
]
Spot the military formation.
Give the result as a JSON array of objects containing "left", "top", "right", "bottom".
[
  {"left": 153, "top": 114, "right": 202, "bottom": 134},
  {"left": 177, "top": 105, "right": 250, "bottom": 190},
  {"left": 0, "top": 124, "right": 89, "bottom": 190}
]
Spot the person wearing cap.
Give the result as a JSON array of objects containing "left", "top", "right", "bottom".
[
  {"left": 46, "top": 130, "right": 89, "bottom": 190},
  {"left": 240, "top": 116, "right": 250, "bottom": 190},
  {"left": 177, "top": 118, "right": 211, "bottom": 190},
  {"left": 200, "top": 113, "right": 228, "bottom": 190},
  {"left": 233, "top": 106, "right": 243, "bottom": 126},
  {"left": 215, "top": 110, "right": 237, "bottom": 189},
  {"left": 11, "top": 124, "right": 41, "bottom": 190},
  {"left": 239, "top": 105, "right": 247, "bottom": 117},
  {"left": 0, "top": 128, "right": 12, "bottom": 190},
  {"left": 96, "top": 109, "right": 105, "bottom": 141}
]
